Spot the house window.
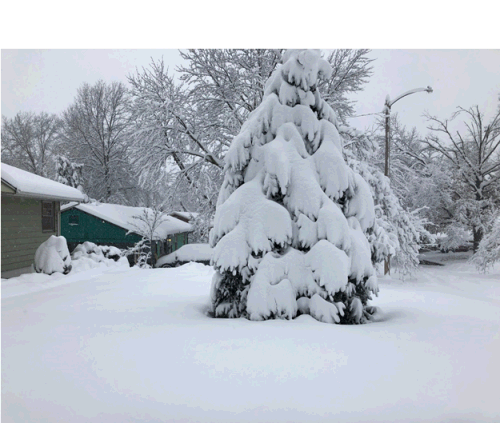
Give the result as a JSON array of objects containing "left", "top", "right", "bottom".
[
  {"left": 69, "top": 215, "right": 79, "bottom": 225},
  {"left": 42, "top": 201, "right": 55, "bottom": 232},
  {"left": 164, "top": 237, "right": 172, "bottom": 255}
]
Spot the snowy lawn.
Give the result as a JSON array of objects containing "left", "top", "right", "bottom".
[{"left": 2, "top": 255, "right": 500, "bottom": 422}]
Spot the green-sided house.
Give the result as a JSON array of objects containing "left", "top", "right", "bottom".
[
  {"left": 61, "top": 203, "right": 193, "bottom": 261},
  {"left": 1, "top": 163, "right": 86, "bottom": 278}
]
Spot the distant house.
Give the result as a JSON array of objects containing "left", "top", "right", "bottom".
[
  {"left": 1, "top": 163, "right": 85, "bottom": 278},
  {"left": 61, "top": 202, "right": 193, "bottom": 260}
]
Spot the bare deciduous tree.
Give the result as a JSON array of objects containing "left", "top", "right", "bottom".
[
  {"left": 129, "top": 204, "right": 169, "bottom": 268},
  {"left": 60, "top": 80, "right": 133, "bottom": 202},
  {"left": 319, "top": 49, "right": 374, "bottom": 122},
  {"left": 423, "top": 105, "right": 500, "bottom": 251},
  {"left": 1, "top": 111, "right": 60, "bottom": 177}
]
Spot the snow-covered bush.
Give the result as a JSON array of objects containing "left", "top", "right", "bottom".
[
  {"left": 209, "top": 50, "right": 379, "bottom": 325},
  {"left": 72, "top": 242, "right": 123, "bottom": 262},
  {"left": 71, "top": 241, "right": 104, "bottom": 260},
  {"left": 99, "top": 245, "right": 122, "bottom": 261},
  {"left": 472, "top": 215, "right": 500, "bottom": 272},
  {"left": 71, "top": 242, "right": 129, "bottom": 272},
  {"left": 156, "top": 244, "right": 213, "bottom": 268},
  {"left": 34, "top": 235, "right": 72, "bottom": 275},
  {"left": 122, "top": 239, "right": 152, "bottom": 269}
]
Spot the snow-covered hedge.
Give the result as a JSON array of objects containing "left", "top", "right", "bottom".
[
  {"left": 71, "top": 241, "right": 129, "bottom": 272},
  {"left": 156, "top": 244, "right": 213, "bottom": 268},
  {"left": 34, "top": 235, "right": 72, "bottom": 275},
  {"left": 72, "top": 241, "right": 122, "bottom": 261}
]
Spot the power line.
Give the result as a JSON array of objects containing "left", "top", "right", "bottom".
[{"left": 348, "top": 111, "right": 385, "bottom": 118}]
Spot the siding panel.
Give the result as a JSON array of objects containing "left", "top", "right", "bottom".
[{"left": 1, "top": 196, "right": 59, "bottom": 274}]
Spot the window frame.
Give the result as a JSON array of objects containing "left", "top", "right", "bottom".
[{"left": 41, "top": 201, "right": 56, "bottom": 232}]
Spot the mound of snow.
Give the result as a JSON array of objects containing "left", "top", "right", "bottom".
[
  {"left": 34, "top": 235, "right": 72, "bottom": 275},
  {"left": 156, "top": 244, "right": 213, "bottom": 268},
  {"left": 71, "top": 255, "right": 129, "bottom": 273}
]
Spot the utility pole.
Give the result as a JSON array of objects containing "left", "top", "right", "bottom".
[{"left": 383, "top": 86, "right": 433, "bottom": 274}]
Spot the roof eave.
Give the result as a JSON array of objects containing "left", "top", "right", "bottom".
[
  {"left": 6, "top": 189, "right": 85, "bottom": 203},
  {"left": 1, "top": 179, "right": 18, "bottom": 193}
]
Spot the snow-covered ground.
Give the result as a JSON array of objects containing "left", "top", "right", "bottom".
[{"left": 2, "top": 254, "right": 499, "bottom": 422}]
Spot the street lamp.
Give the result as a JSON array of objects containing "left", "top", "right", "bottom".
[
  {"left": 383, "top": 86, "right": 433, "bottom": 274},
  {"left": 384, "top": 86, "right": 433, "bottom": 177}
]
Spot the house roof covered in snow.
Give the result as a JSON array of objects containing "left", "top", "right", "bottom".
[
  {"left": 1, "top": 163, "right": 86, "bottom": 202},
  {"left": 62, "top": 202, "right": 193, "bottom": 239}
]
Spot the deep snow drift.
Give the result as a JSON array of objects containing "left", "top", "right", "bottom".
[{"left": 2, "top": 254, "right": 499, "bottom": 422}]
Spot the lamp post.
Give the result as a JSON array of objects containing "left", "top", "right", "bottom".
[
  {"left": 383, "top": 86, "right": 433, "bottom": 274},
  {"left": 384, "top": 86, "right": 433, "bottom": 177}
]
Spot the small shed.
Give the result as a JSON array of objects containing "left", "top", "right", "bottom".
[
  {"left": 61, "top": 202, "right": 193, "bottom": 259},
  {"left": 1, "top": 163, "right": 85, "bottom": 278}
]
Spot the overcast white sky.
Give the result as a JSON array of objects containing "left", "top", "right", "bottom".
[
  {"left": 1, "top": 1, "right": 499, "bottom": 136},
  {"left": 2, "top": 49, "right": 499, "bottom": 136}
]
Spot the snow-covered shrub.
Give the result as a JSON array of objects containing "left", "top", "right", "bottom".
[
  {"left": 71, "top": 242, "right": 128, "bottom": 272},
  {"left": 472, "top": 215, "right": 500, "bottom": 272},
  {"left": 34, "top": 235, "right": 72, "bottom": 275},
  {"left": 71, "top": 255, "right": 129, "bottom": 273},
  {"left": 72, "top": 241, "right": 106, "bottom": 264},
  {"left": 209, "top": 50, "right": 379, "bottom": 325},
  {"left": 72, "top": 241, "right": 102, "bottom": 255},
  {"left": 123, "top": 239, "right": 152, "bottom": 269},
  {"left": 98, "top": 245, "right": 122, "bottom": 261},
  {"left": 72, "top": 242, "right": 123, "bottom": 262}
]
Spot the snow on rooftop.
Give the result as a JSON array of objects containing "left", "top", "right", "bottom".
[
  {"left": 63, "top": 202, "right": 192, "bottom": 239},
  {"left": 1, "top": 163, "right": 85, "bottom": 202}
]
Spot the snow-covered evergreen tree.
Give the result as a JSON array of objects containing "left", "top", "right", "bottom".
[
  {"left": 472, "top": 214, "right": 500, "bottom": 272},
  {"left": 55, "top": 155, "right": 84, "bottom": 192},
  {"left": 209, "top": 50, "right": 379, "bottom": 324}
]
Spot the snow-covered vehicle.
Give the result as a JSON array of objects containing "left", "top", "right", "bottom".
[{"left": 156, "top": 244, "right": 213, "bottom": 268}]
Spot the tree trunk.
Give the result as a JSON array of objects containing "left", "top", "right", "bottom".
[
  {"left": 151, "top": 240, "right": 156, "bottom": 268},
  {"left": 472, "top": 227, "right": 482, "bottom": 253}
]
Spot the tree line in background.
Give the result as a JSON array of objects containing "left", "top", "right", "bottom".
[{"left": 2, "top": 50, "right": 499, "bottom": 272}]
